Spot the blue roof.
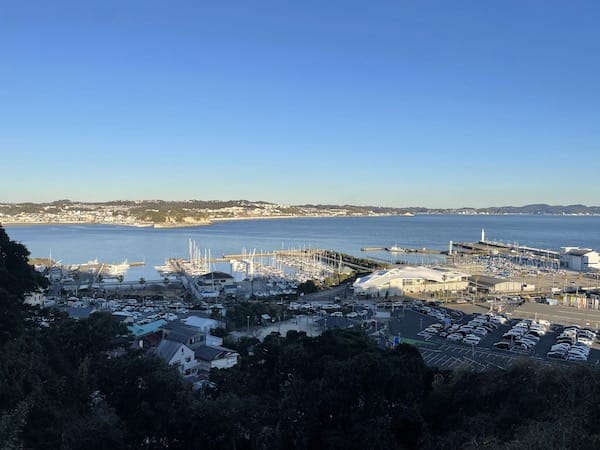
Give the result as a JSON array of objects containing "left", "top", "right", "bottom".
[{"left": 128, "top": 319, "right": 168, "bottom": 337}]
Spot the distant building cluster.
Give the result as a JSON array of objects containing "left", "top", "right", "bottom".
[{"left": 0, "top": 200, "right": 395, "bottom": 226}]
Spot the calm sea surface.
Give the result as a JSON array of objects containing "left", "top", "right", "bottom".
[{"left": 5, "top": 215, "right": 600, "bottom": 281}]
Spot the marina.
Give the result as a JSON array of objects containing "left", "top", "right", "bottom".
[{"left": 10, "top": 216, "right": 600, "bottom": 310}]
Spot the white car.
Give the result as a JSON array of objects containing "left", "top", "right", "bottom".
[
  {"left": 423, "top": 327, "right": 439, "bottom": 334},
  {"left": 568, "top": 347, "right": 590, "bottom": 356},
  {"left": 447, "top": 333, "right": 463, "bottom": 342},
  {"left": 463, "top": 335, "right": 481, "bottom": 345},
  {"left": 473, "top": 327, "right": 488, "bottom": 336},
  {"left": 577, "top": 337, "right": 594, "bottom": 346},
  {"left": 572, "top": 342, "right": 590, "bottom": 352}
]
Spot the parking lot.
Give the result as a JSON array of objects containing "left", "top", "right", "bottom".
[
  {"left": 418, "top": 343, "right": 521, "bottom": 372},
  {"left": 389, "top": 303, "right": 600, "bottom": 372}
]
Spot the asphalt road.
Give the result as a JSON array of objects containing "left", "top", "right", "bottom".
[{"left": 513, "top": 302, "right": 600, "bottom": 328}]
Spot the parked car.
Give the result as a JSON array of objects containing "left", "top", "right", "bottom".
[
  {"left": 447, "top": 333, "right": 463, "bottom": 342},
  {"left": 572, "top": 342, "right": 590, "bottom": 352},
  {"left": 568, "top": 347, "right": 589, "bottom": 356},
  {"left": 577, "top": 337, "right": 594, "bottom": 346},
  {"left": 513, "top": 342, "right": 531, "bottom": 351},
  {"left": 463, "top": 335, "right": 481, "bottom": 345},
  {"left": 547, "top": 351, "right": 566, "bottom": 359},
  {"left": 493, "top": 341, "right": 512, "bottom": 350}
]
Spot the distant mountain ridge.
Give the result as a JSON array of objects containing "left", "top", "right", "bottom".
[{"left": 453, "top": 204, "right": 600, "bottom": 215}]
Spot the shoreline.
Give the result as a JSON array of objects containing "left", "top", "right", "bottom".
[
  {"left": 1, "top": 214, "right": 395, "bottom": 229},
  {"left": 2, "top": 212, "right": 598, "bottom": 229}
]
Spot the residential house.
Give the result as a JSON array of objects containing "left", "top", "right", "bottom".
[
  {"left": 194, "top": 345, "right": 239, "bottom": 371},
  {"left": 156, "top": 340, "right": 199, "bottom": 376},
  {"left": 196, "top": 271, "right": 236, "bottom": 292}
]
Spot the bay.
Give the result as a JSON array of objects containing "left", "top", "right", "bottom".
[{"left": 4, "top": 215, "right": 600, "bottom": 281}]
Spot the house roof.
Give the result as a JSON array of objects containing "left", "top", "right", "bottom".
[
  {"left": 156, "top": 339, "right": 184, "bottom": 362},
  {"left": 141, "top": 331, "right": 163, "bottom": 349},
  {"left": 471, "top": 275, "right": 508, "bottom": 287},
  {"left": 166, "top": 328, "right": 204, "bottom": 345},
  {"left": 162, "top": 321, "right": 191, "bottom": 332},
  {"left": 128, "top": 319, "right": 167, "bottom": 337},
  {"left": 567, "top": 249, "right": 595, "bottom": 257},
  {"left": 183, "top": 315, "right": 220, "bottom": 330},
  {"left": 194, "top": 345, "right": 238, "bottom": 361},
  {"left": 163, "top": 321, "right": 205, "bottom": 335},
  {"left": 67, "top": 306, "right": 96, "bottom": 320},
  {"left": 199, "top": 271, "right": 234, "bottom": 280},
  {"left": 353, "top": 266, "right": 467, "bottom": 289}
]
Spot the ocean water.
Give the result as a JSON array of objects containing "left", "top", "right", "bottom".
[{"left": 4, "top": 215, "right": 600, "bottom": 281}]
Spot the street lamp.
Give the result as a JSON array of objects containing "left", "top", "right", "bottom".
[{"left": 442, "top": 274, "right": 447, "bottom": 305}]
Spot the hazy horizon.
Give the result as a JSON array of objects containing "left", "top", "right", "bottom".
[
  {"left": 1, "top": 2, "right": 599, "bottom": 208},
  {"left": 2, "top": 198, "right": 600, "bottom": 211}
]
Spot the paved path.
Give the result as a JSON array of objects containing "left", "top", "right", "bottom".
[{"left": 514, "top": 302, "right": 600, "bottom": 328}]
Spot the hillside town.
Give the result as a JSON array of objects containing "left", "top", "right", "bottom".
[
  {"left": 0, "top": 200, "right": 404, "bottom": 227},
  {"left": 3, "top": 200, "right": 599, "bottom": 228}
]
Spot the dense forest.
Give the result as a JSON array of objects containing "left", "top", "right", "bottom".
[{"left": 1, "top": 224, "right": 600, "bottom": 449}]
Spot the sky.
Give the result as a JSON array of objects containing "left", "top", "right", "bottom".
[{"left": 1, "top": 1, "right": 599, "bottom": 208}]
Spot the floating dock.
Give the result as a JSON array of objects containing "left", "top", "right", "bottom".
[{"left": 361, "top": 246, "right": 443, "bottom": 255}]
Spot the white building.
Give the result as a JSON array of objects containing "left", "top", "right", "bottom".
[
  {"left": 194, "top": 345, "right": 239, "bottom": 371},
  {"left": 24, "top": 291, "right": 55, "bottom": 307},
  {"left": 182, "top": 316, "right": 222, "bottom": 333},
  {"left": 156, "top": 340, "right": 199, "bottom": 376},
  {"left": 560, "top": 247, "right": 600, "bottom": 272},
  {"left": 352, "top": 266, "right": 469, "bottom": 297}
]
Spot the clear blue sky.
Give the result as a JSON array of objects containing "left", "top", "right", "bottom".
[{"left": 1, "top": 1, "right": 598, "bottom": 208}]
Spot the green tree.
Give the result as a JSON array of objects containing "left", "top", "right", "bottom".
[{"left": 0, "top": 225, "right": 47, "bottom": 341}]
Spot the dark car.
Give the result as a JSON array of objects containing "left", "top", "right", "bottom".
[{"left": 493, "top": 341, "right": 512, "bottom": 350}]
